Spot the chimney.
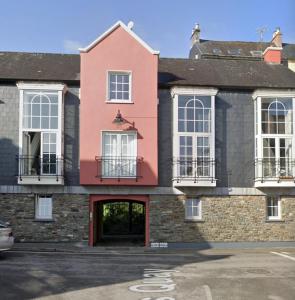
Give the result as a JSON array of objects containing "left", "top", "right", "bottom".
[
  {"left": 263, "top": 27, "right": 283, "bottom": 64},
  {"left": 271, "top": 27, "right": 282, "bottom": 47},
  {"left": 191, "top": 23, "right": 200, "bottom": 46}
]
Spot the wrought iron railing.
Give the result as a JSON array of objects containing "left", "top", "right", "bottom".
[
  {"left": 96, "top": 156, "right": 143, "bottom": 181},
  {"left": 173, "top": 157, "right": 216, "bottom": 183},
  {"left": 255, "top": 158, "right": 295, "bottom": 182},
  {"left": 17, "top": 155, "right": 64, "bottom": 182}
]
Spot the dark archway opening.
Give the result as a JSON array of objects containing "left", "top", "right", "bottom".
[{"left": 95, "top": 200, "right": 145, "bottom": 246}]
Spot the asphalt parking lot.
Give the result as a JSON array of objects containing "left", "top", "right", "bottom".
[{"left": 0, "top": 248, "right": 295, "bottom": 300}]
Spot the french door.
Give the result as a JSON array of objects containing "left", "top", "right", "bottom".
[
  {"left": 102, "top": 132, "right": 137, "bottom": 177},
  {"left": 262, "top": 137, "right": 292, "bottom": 177},
  {"left": 41, "top": 132, "right": 57, "bottom": 175},
  {"left": 178, "top": 135, "right": 210, "bottom": 177}
]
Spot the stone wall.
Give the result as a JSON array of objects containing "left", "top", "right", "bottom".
[
  {"left": 0, "top": 193, "right": 89, "bottom": 242},
  {"left": 149, "top": 195, "right": 295, "bottom": 242}
]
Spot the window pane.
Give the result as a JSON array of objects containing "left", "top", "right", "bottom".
[
  {"left": 32, "top": 117, "right": 40, "bottom": 129},
  {"left": 50, "top": 117, "right": 58, "bottom": 129},
  {"left": 42, "top": 104, "right": 50, "bottom": 116},
  {"left": 32, "top": 104, "right": 40, "bottom": 116},
  {"left": 41, "top": 117, "right": 49, "bottom": 129}
]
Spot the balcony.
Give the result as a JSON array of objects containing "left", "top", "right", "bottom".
[
  {"left": 96, "top": 156, "right": 143, "bottom": 181},
  {"left": 17, "top": 156, "right": 64, "bottom": 185},
  {"left": 255, "top": 158, "right": 295, "bottom": 187},
  {"left": 172, "top": 157, "right": 216, "bottom": 187}
]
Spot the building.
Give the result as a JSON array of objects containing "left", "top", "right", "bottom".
[
  {"left": 1, "top": 21, "right": 295, "bottom": 246},
  {"left": 189, "top": 25, "right": 295, "bottom": 72}
]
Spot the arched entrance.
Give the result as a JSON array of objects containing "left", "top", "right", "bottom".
[{"left": 89, "top": 195, "right": 149, "bottom": 246}]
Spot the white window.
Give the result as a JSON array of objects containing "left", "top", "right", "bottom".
[
  {"left": 172, "top": 87, "right": 217, "bottom": 186},
  {"left": 17, "top": 83, "right": 65, "bottom": 184},
  {"left": 35, "top": 195, "right": 53, "bottom": 220},
  {"left": 108, "top": 72, "right": 131, "bottom": 102},
  {"left": 266, "top": 196, "right": 281, "bottom": 220},
  {"left": 102, "top": 132, "right": 137, "bottom": 177},
  {"left": 185, "top": 199, "right": 202, "bottom": 220},
  {"left": 253, "top": 90, "right": 295, "bottom": 186}
]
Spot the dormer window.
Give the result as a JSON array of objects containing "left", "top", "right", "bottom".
[{"left": 107, "top": 71, "right": 131, "bottom": 102}]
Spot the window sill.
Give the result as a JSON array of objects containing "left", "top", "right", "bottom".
[
  {"left": 106, "top": 100, "right": 134, "bottom": 104},
  {"left": 184, "top": 219, "right": 204, "bottom": 223},
  {"left": 34, "top": 219, "right": 54, "bottom": 223},
  {"left": 265, "top": 219, "right": 284, "bottom": 223}
]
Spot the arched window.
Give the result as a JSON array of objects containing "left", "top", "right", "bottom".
[
  {"left": 267, "top": 99, "right": 287, "bottom": 134},
  {"left": 178, "top": 95, "right": 211, "bottom": 133},
  {"left": 261, "top": 98, "right": 292, "bottom": 134},
  {"left": 23, "top": 91, "right": 58, "bottom": 129}
]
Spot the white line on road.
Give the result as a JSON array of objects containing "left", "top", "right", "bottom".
[
  {"left": 281, "top": 252, "right": 290, "bottom": 255},
  {"left": 271, "top": 251, "right": 295, "bottom": 261},
  {"left": 203, "top": 285, "right": 213, "bottom": 300}
]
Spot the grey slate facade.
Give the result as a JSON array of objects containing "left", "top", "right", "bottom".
[
  {"left": 0, "top": 85, "right": 80, "bottom": 186},
  {"left": 158, "top": 89, "right": 255, "bottom": 187}
]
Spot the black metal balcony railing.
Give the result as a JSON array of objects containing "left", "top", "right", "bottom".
[
  {"left": 17, "top": 155, "right": 64, "bottom": 182},
  {"left": 96, "top": 156, "right": 143, "bottom": 181},
  {"left": 173, "top": 157, "right": 216, "bottom": 183},
  {"left": 255, "top": 158, "right": 295, "bottom": 182}
]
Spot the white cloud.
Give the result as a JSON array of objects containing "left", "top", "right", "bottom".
[{"left": 63, "top": 39, "right": 83, "bottom": 52}]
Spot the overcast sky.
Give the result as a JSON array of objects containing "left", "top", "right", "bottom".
[{"left": 0, "top": 0, "right": 294, "bottom": 57}]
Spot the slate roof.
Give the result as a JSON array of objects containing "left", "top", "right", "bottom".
[
  {"left": 0, "top": 51, "right": 80, "bottom": 83},
  {"left": 190, "top": 40, "right": 295, "bottom": 60},
  {"left": 159, "top": 58, "right": 295, "bottom": 89},
  {"left": 1, "top": 51, "right": 295, "bottom": 90}
]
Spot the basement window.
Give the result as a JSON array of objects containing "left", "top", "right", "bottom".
[
  {"left": 185, "top": 199, "right": 202, "bottom": 220},
  {"left": 266, "top": 196, "right": 281, "bottom": 220},
  {"left": 35, "top": 195, "right": 53, "bottom": 220}
]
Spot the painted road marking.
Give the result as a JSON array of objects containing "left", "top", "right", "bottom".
[
  {"left": 281, "top": 251, "right": 290, "bottom": 255},
  {"left": 203, "top": 285, "right": 213, "bottom": 300},
  {"left": 271, "top": 251, "right": 295, "bottom": 261}
]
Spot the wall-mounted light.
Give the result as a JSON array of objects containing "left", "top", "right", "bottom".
[{"left": 112, "top": 110, "right": 125, "bottom": 125}]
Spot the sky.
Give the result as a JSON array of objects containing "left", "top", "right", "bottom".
[{"left": 0, "top": 0, "right": 294, "bottom": 58}]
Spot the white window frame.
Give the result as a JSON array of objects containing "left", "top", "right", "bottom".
[
  {"left": 35, "top": 195, "right": 53, "bottom": 220},
  {"left": 17, "top": 83, "right": 66, "bottom": 182},
  {"left": 266, "top": 196, "right": 281, "bottom": 221},
  {"left": 185, "top": 198, "right": 202, "bottom": 221},
  {"left": 253, "top": 90, "right": 295, "bottom": 185},
  {"left": 106, "top": 71, "right": 132, "bottom": 103},
  {"left": 171, "top": 87, "right": 217, "bottom": 185},
  {"left": 101, "top": 130, "right": 137, "bottom": 178}
]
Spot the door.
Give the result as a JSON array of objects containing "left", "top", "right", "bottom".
[
  {"left": 178, "top": 135, "right": 210, "bottom": 177},
  {"left": 262, "top": 137, "right": 292, "bottom": 177},
  {"left": 102, "top": 132, "right": 137, "bottom": 177},
  {"left": 41, "top": 132, "right": 57, "bottom": 175}
]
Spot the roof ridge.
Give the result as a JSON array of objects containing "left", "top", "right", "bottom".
[
  {"left": 0, "top": 50, "right": 79, "bottom": 56},
  {"left": 200, "top": 39, "right": 270, "bottom": 44}
]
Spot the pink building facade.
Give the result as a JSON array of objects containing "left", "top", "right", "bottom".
[
  {"left": 80, "top": 22, "right": 158, "bottom": 186},
  {"left": 80, "top": 22, "right": 159, "bottom": 245}
]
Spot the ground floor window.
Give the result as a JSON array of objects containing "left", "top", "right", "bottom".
[
  {"left": 266, "top": 196, "right": 281, "bottom": 220},
  {"left": 185, "top": 198, "right": 202, "bottom": 220},
  {"left": 35, "top": 195, "right": 53, "bottom": 220}
]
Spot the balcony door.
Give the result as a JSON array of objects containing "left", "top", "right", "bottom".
[
  {"left": 179, "top": 135, "right": 210, "bottom": 177},
  {"left": 262, "top": 137, "right": 292, "bottom": 177},
  {"left": 102, "top": 132, "right": 137, "bottom": 177}
]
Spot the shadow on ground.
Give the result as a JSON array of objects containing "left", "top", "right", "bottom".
[{"left": 0, "top": 249, "right": 231, "bottom": 299}]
